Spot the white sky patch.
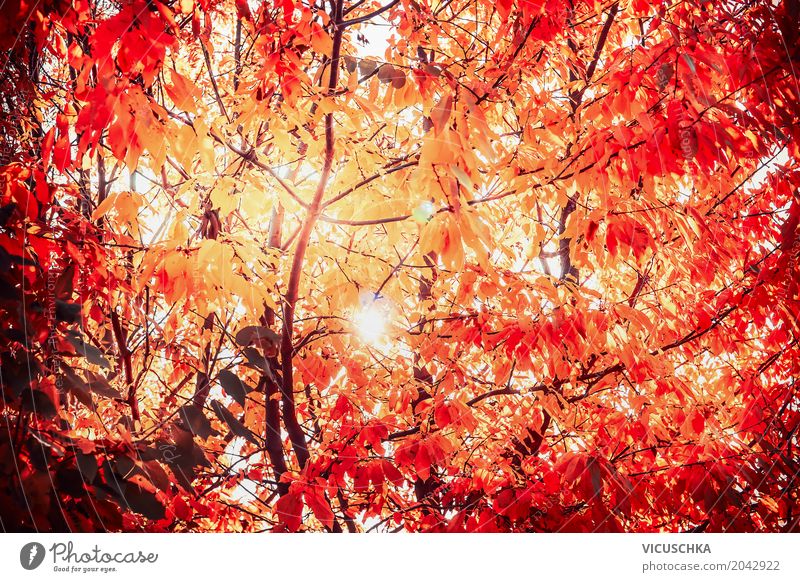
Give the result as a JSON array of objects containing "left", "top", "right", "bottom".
[
  {"left": 749, "top": 146, "right": 789, "bottom": 188},
  {"left": 224, "top": 436, "right": 262, "bottom": 504},
  {"left": 355, "top": 18, "right": 393, "bottom": 59}
]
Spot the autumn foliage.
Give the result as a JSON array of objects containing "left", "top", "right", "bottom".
[{"left": 1, "top": 0, "right": 799, "bottom": 532}]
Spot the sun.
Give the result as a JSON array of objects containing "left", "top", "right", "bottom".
[{"left": 354, "top": 300, "right": 389, "bottom": 344}]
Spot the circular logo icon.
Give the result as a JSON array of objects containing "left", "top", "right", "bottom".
[{"left": 20, "top": 542, "right": 46, "bottom": 570}]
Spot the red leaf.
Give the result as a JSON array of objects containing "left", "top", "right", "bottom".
[
  {"left": 414, "top": 443, "right": 431, "bottom": 481},
  {"left": 382, "top": 460, "right": 404, "bottom": 486},
  {"left": 305, "top": 491, "right": 334, "bottom": 530},
  {"left": 606, "top": 225, "right": 619, "bottom": 257},
  {"left": 276, "top": 493, "right": 304, "bottom": 532},
  {"left": 691, "top": 410, "right": 705, "bottom": 435}
]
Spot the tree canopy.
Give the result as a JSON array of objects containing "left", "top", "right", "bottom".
[{"left": 1, "top": 0, "right": 799, "bottom": 532}]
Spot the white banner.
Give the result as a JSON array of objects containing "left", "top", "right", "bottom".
[{"left": 1, "top": 534, "right": 798, "bottom": 581}]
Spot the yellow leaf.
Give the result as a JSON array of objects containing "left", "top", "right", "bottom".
[
  {"left": 165, "top": 69, "right": 200, "bottom": 114},
  {"left": 211, "top": 176, "right": 238, "bottom": 216},
  {"left": 450, "top": 164, "right": 473, "bottom": 191},
  {"left": 419, "top": 212, "right": 447, "bottom": 258},
  {"left": 430, "top": 93, "right": 453, "bottom": 134},
  {"left": 310, "top": 27, "right": 333, "bottom": 56}
]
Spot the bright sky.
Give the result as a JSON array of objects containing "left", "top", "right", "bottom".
[{"left": 355, "top": 18, "right": 392, "bottom": 59}]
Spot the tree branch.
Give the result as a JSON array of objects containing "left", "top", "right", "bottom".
[
  {"left": 279, "top": 0, "right": 346, "bottom": 470},
  {"left": 341, "top": 0, "right": 400, "bottom": 27}
]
